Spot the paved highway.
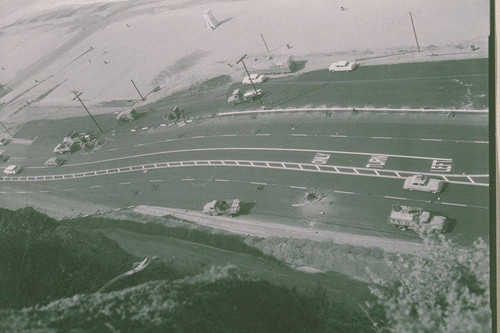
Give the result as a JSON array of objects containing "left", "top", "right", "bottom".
[{"left": 0, "top": 59, "right": 490, "bottom": 247}]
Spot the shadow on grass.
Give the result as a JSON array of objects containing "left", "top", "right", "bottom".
[
  {"left": 445, "top": 218, "right": 458, "bottom": 233},
  {"left": 293, "top": 60, "right": 308, "bottom": 73},
  {"left": 273, "top": 78, "right": 332, "bottom": 108},
  {"left": 238, "top": 202, "right": 256, "bottom": 216}
]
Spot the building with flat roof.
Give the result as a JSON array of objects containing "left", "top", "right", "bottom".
[{"left": 245, "top": 55, "right": 295, "bottom": 75}]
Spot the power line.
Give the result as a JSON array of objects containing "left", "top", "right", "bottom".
[
  {"left": 260, "top": 33, "right": 270, "bottom": 52},
  {"left": 0, "top": 121, "right": 12, "bottom": 136},
  {"left": 130, "top": 79, "right": 145, "bottom": 101},
  {"left": 236, "top": 54, "right": 264, "bottom": 107},
  {"left": 409, "top": 12, "right": 421, "bottom": 53},
  {"left": 72, "top": 91, "right": 104, "bottom": 133}
]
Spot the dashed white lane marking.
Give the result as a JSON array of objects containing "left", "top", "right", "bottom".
[
  {"left": 290, "top": 185, "right": 307, "bottom": 189},
  {"left": 107, "top": 148, "right": 118, "bottom": 151},
  {"left": 90, "top": 185, "right": 102, "bottom": 188},
  {"left": 335, "top": 190, "right": 354, "bottom": 194},
  {"left": 133, "top": 144, "right": 144, "bottom": 147},
  {"left": 421, "top": 138, "right": 443, "bottom": 142},
  {"left": 250, "top": 182, "right": 267, "bottom": 185},
  {"left": 214, "top": 179, "right": 230, "bottom": 182},
  {"left": 181, "top": 178, "right": 194, "bottom": 181},
  {"left": 149, "top": 179, "right": 163, "bottom": 182},
  {"left": 474, "top": 141, "right": 488, "bottom": 144},
  {"left": 39, "top": 190, "right": 49, "bottom": 193},
  {"left": 0, "top": 191, "right": 8, "bottom": 193},
  {"left": 441, "top": 202, "right": 467, "bottom": 207},
  {"left": 373, "top": 137, "right": 392, "bottom": 140},
  {"left": 119, "top": 182, "right": 131, "bottom": 185},
  {"left": 330, "top": 134, "right": 347, "bottom": 138},
  {"left": 384, "top": 196, "right": 407, "bottom": 200},
  {"left": 191, "top": 136, "right": 204, "bottom": 139},
  {"left": 62, "top": 188, "right": 74, "bottom": 191},
  {"left": 255, "top": 134, "right": 270, "bottom": 136},
  {"left": 222, "top": 134, "right": 237, "bottom": 137},
  {"left": 292, "top": 134, "right": 307, "bottom": 137},
  {"left": 17, "top": 191, "right": 32, "bottom": 194}
]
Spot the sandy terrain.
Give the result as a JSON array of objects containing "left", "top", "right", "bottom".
[{"left": 0, "top": 0, "right": 489, "bottom": 128}]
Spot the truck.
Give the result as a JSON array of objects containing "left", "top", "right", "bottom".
[
  {"left": 116, "top": 109, "right": 138, "bottom": 123},
  {"left": 203, "top": 199, "right": 241, "bottom": 216},
  {"left": 403, "top": 174, "right": 445, "bottom": 193},
  {"left": 227, "top": 88, "right": 262, "bottom": 105},
  {"left": 44, "top": 157, "right": 66, "bottom": 167},
  {"left": 389, "top": 205, "right": 449, "bottom": 233}
]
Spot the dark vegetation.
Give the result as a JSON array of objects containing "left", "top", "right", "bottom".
[
  {"left": 0, "top": 266, "right": 371, "bottom": 333},
  {"left": 0, "top": 207, "right": 373, "bottom": 332},
  {"left": 0, "top": 207, "right": 183, "bottom": 309}
]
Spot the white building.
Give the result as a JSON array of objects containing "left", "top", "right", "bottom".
[{"left": 202, "top": 10, "right": 219, "bottom": 30}]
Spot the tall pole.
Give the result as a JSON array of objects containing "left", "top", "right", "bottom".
[
  {"left": 72, "top": 92, "right": 104, "bottom": 133},
  {"left": 409, "top": 12, "right": 421, "bottom": 53},
  {"left": 130, "top": 79, "right": 145, "bottom": 101},
  {"left": 0, "top": 121, "right": 11, "bottom": 136},
  {"left": 236, "top": 54, "right": 264, "bottom": 107},
  {"left": 260, "top": 33, "right": 270, "bottom": 52}
]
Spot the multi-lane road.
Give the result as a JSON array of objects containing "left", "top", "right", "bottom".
[{"left": 0, "top": 58, "right": 490, "bottom": 246}]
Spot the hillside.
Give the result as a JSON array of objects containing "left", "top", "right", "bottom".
[
  {"left": 0, "top": 207, "right": 137, "bottom": 308},
  {"left": 0, "top": 265, "right": 371, "bottom": 333}
]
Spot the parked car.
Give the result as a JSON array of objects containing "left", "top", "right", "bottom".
[
  {"left": 203, "top": 199, "right": 241, "bottom": 216},
  {"left": 3, "top": 164, "right": 23, "bottom": 175},
  {"left": 44, "top": 157, "right": 66, "bottom": 167},
  {"left": 242, "top": 74, "right": 267, "bottom": 85},
  {"left": 227, "top": 88, "right": 263, "bottom": 105},
  {"left": 403, "top": 174, "right": 445, "bottom": 193},
  {"left": 328, "top": 60, "right": 358, "bottom": 72}
]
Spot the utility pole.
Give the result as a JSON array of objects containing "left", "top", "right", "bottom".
[
  {"left": 0, "top": 121, "right": 11, "bottom": 136},
  {"left": 409, "top": 12, "right": 421, "bottom": 53},
  {"left": 72, "top": 91, "right": 104, "bottom": 133},
  {"left": 260, "top": 33, "right": 270, "bottom": 52},
  {"left": 236, "top": 54, "right": 264, "bottom": 107},
  {"left": 130, "top": 79, "right": 145, "bottom": 101}
]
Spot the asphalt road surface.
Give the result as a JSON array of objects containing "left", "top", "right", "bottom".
[{"left": 0, "top": 59, "right": 490, "bottom": 247}]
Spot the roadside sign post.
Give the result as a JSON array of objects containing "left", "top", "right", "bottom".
[
  {"left": 236, "top": 54, "right": 264, "bottom": 107},
  {"left": 72, "top": 91, "right": 104, "bottom": 133}
]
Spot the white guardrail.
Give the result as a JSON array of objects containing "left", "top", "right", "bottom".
[
  {"left": 217, "top": 107, "right": 488, "bottom": 117},
  {"left": 0, "top": 159, "right": 488, "bottom": 187}
]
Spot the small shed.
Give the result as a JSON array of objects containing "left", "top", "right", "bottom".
[{"left": 202, "top": 10, "right": 219, "bottom": 30}]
